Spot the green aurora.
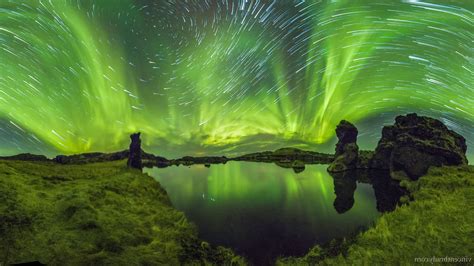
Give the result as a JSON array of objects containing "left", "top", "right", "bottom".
[
  {"left": 145, "top": 162, "right": 380, "bottom": 263},
  {"left": 0, "top": 0, "right": 473, "bottom": 158}
]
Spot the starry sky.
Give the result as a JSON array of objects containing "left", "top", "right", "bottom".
[{"left": 0, "top": 0, "right": 473, "bottom": 159}]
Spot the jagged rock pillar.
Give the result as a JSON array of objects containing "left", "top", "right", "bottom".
[
  {"left": 328, "top": 120, "right": 359, "bottom": 172},
  {"left": 127, "top": 133, "right": 142, "bottom": 169}
]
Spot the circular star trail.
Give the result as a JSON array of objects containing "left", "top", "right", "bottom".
[{"left": 0, "top": 0, "right": 473, "bottom": 159}]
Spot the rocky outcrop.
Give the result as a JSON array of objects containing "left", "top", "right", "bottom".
[
  {"left": 53, "top": 150, "right": 168, "bottom": 167},
  {"left": 356, "top": 150, "right": 374, "bottom": 169},
  {"left": 328, "top": 121, "right": 359, "bottom": 172},
  {"left": 169, "top": 156, "right": 228, "bottom": 167},
  {"left": 127, "top": 133, "right": 142, "bottom": 169},
  {"left": 49, "top": 146, "right": 332, "bottom": 168},
  {"left": 0, "top": 153, "right": 49, "bottom": 161},
  {"left": 334, "top": 121, "right": 358, "bottom": 157},
  {"left": 371, "top": 113, "right": 468, "bottom": 180},
  {"left": 54, "top": 151, "right": 128, "bottom": 164},
  {"left": 233, "top": 148, "right": 334, "bottom": 164},
  {"left": 327, "top": 114, "right": 468, "bottom": 179}
]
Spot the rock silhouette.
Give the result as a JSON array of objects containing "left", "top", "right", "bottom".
[
  {"left": 234, "top": 147, "right": 333, "bottom": 164},
  {"left": 274, "top": 159, "right": 306, "bottom": 173},
  {"left": 371, "top": 113, "right": 468, "bottom": 180},
  {"left": 368, "top": 170, "right": 407, "bottom": 212},
  {"left": 328, "top": 170, "right": 407, "bottom": 213},
  {"left": 330, "top": 171, "right": 357, "bottom": 213},
  {"left": 1, "top": 153, "right": 49, "bottom": 162},
  {"left": 127, "top": 133, "right": 142, "bottom": 169},
  {"left": 335, "top": 120, "right": 359, "bottom": 157},
  {"left": 328, "top": 120, "right": 359, "bottom": 172}
]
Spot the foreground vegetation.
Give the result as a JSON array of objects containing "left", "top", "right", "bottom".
[
  {"left": 0, "top": 159, "right": 245, "bottom": 265},
  {"left": 278, "top": 165, "right": 474, "bottom": 265},
  {"left": 1, "top": 158, "right": 472, "bottom": 265}
]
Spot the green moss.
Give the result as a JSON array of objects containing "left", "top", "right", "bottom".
[
  {"left": 3, "top": 159, "right": 472, "bottom": 265},
  {"left": 278, "top": 165, "right": 474, "bottom": 265},
  {"left": 0, "top": 160, "right": 245, "bottom": 265}
]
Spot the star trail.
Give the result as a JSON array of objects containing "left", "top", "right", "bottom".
[{"left": 0, "top": 0, "right": 473, "bottom": 158}]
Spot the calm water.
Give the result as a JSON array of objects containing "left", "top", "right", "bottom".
[{"left": 145, "top": 162, "right": 381, "bottom": 265}]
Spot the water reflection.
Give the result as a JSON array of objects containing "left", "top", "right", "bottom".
[
  {"left": 145, "top": 162, "right": 403, "bottom": 265},
  {"left": 331, "top": 172, "right": 357, "bottom": 214},
  {"left": 369, "top": 171, "right": 407, "bottom": 212},
  {"left": 328, "top": 170, "right": 406, "bottom": 214}
]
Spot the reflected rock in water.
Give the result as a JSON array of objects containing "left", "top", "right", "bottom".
[
  {"left": 329, "top": 170, "right": 407, "bottom": 213},
  {"left": 369, "top": 171, "right": 407, "bottom": 212},
  {"left": 330, "top": 171, "right": 357, "bottom": 213},
  {"left": 292, "top": 166, "right": 305, "bottom": 173},
  {"left": 274, "top": 160, "right": 306, "bottom": 174}
]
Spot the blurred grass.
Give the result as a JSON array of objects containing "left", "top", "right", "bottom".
[
  {"left": 0, "top": 159, "right": 245, "bottom": 265},
  {"left": 277, "top": 165, "right": 474, "bottom": 265}
]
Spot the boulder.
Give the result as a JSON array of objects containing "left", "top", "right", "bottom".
[
  {"left": 371, "top": 113, "right": 468, "bottom": 180},
  {"left": 328, "top": 120, "right": 359, "bottom": 172},
  {"left": 127, "top": 133, "right": 142, "bottom": 169}
]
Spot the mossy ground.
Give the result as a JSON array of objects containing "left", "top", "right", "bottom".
[
  {"left": 2, "top": 160, "right": 472, "bottom": 265},
  {"left": 278, "top": 165, "right": 474, "bottom": 265},
  {"left": 0, "top": 159, "right": 245, "bottom": 265}
]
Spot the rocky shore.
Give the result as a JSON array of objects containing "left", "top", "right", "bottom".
[
  {"left": 0, "top": 146, "right": 334, "bottom": 171},
  {"left": 1, "top": 113, "right": 471, "bottom": 265},
  {"left": 328, "top": 113, "right": 468, "bottom": 180},
  {"left": 1, "top": 113, "right": 468, "bottom": 180}
]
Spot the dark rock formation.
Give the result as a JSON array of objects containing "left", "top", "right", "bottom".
[
  {"left": 170, "top": 156, "right": 228, "bottom": 167},
  {"left": 368, "top": 170, "right": 407, "bottom": 212},
  {"left": 328, "top": 169, "right": 407, "bottom": 213},
  {"left": 0, "top": 153, "right": 49, "bottom": 161},
  {"left": 328, "top": 120, "right": 359, "bottom": 172},
  {"left": 274, "top": 160, "right": 306, "bottom": 173},
  {"left": 140, "top": 152, "right": 169, "bottom": 168},
  {"left": 330, "top": 171, "right": 357, "bottom": 213},
  {"left": 292, "top": 165, "right": 305, "bottom": 174},
  {"left": 356, "top": 150, "right": 374, "bottom": 169},
  {"left": 335, "top": 120, "right": 358, "bottom": 157},
  {"left": 371, "top": 113, "right": 468, "bottom": 180},
  {"left": 127, "top": 133, "right": 142, "bottom": 169},
  {"left": 234, "top": 147, "right": 334, "bottom": 164},
  {"left": 54, "top": 151, "right": 128, "bottom": 164},
  {"left": 53, "top": 150, "right": 168, "bottom": 167}
]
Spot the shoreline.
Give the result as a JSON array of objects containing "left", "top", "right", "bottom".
[{"left": 1, "top": 158, "right": 472, "bottom": 265}]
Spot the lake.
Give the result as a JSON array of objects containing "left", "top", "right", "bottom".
[{"left": 145, "top": 162, "right": 386, "bottom": 265}]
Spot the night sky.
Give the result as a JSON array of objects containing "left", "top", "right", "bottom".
[{"left": 1, "top": 0, "right": 472, "bottom": 159}]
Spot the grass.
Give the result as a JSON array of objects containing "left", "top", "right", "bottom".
[
  {"left": 0, "top": 159, "right": 245, "bottom": 265},
  {"left": 2, "top": 159, "right": 472, "bottom": 265},
  {"left": 277, "top": 165, "right": 474, "bottom": 265}
]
